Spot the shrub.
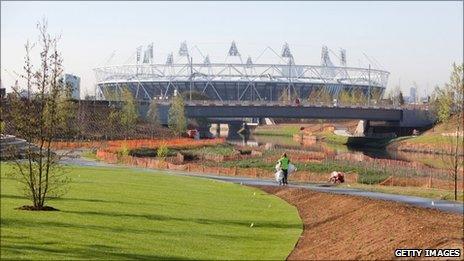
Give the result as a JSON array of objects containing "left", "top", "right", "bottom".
[
  {"left": 119, "top": 143, "right": 130, "bottom": 157},
  {"left": 157, "top": 143, "right": 169, "bottom": 159}
]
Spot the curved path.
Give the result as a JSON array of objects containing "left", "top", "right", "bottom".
[{"left": 61, "top": 156, "right": 464, "bottom": 215}]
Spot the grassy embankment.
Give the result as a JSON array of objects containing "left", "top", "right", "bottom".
[
  {"left": 387, "top": 115, "right": 463, "bottom": 152},
  {"left": 253, "top": 125, "right": 301, "bottom": 137},
  {"left": 1, "top": 164, "right": 302, "bottom": 260},
  {"left": 340, "top": 183, "right": 463, "bottom": 202},
  {"left": 254, "top": 124, "right": 396, "bottom": 148}
]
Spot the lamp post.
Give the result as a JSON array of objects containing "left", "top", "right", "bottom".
[
  {"left": 368, "top": 64, "right": 371, "bottom": 106},
  {"left": 189, "top": 57, "right": 193, "bottom": 102}
]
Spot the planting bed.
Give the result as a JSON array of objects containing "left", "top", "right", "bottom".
[{"left": 257, "top": 186, "right": 464, "bottom": 260}]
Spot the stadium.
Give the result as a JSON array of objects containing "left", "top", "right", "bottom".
[{"left": 94, "top": 42, "right": 390, "bottom": 102}]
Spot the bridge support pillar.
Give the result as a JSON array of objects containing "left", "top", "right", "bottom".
[
  {"left": 198, "top": 122, "right": 213, "bottom": 139},
  {"left": 214, "top": 124, "right": 221, "bottom": 137},
  {"left": 227, "top": 122, "right": 245, "bottom": 137},
  {"left": 365, "top": 120, "right": 372, "bottom": 136}
]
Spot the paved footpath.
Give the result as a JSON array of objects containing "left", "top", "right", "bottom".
[{"left": 62, "top": 156, "right": 464, "bottom": 215}]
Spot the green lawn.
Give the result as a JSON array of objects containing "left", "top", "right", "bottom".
[
  {"left": 0, "top": 164, "right": 302, "bottom": 260},
  {"left": 340, "top": 183, "right": 464, "bottom": 202},
  {"left": 253, "top": 125, "right": 301, "bottom": 137}
]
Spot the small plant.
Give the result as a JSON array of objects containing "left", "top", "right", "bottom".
[
  {"left": 119, "top": 143, "right": 130, "bottom": 157},
  {"left": 157, "top": 143, "right": 169, "bottom": 159}
]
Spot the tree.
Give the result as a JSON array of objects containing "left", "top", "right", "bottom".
[
  {"left": 106, "top": 106, "right": 121, "bottom": 139},
  {"left": 120, "top": 87, "right": 138, "bottom": 138},
  {"left": 56, "top": 83, "right": 78, "bottom": 138},
  {"left": 147, "top": 98, "right": 160, "bottom": 138},
  {"left": 279, "top": 87, "right": 298, "bottom": 102},
  {"left": 8, "top": 20, "right": 71, "bottom": 210},
  {"left": 338, "top": 89, "right": 352, "bottom": 106},
  {"left": 387, "top": 86, "right": 404, "bottom": 106},
  {"left": 308, "top": 86, "right": 332, "bottom": 104},
  {"left": 370, "top": 88, "right": 383, "bottom": 104},
  {"left": 446, "top": 63, "right": 463, "bottom": 114},
  {"left": 351, "top": 88, "right": 367, "bottom": 105},
  {"left": 398, "top": 91, "right": 405, "bottom": 106},
  {"left": 182, "top": 90, "right": 210, "bottom": 101},
  {"left": 168, "top": 94, "right": 187, "bottom": 136},
  {"left": 434, "top": 86, "right": 453, "bottom": 123},
  {"left": 437, "top": 63, "right": 463, "bottom": 200},
  {"left": 181, "top": 90, "right": 209, "bottom": 130}
]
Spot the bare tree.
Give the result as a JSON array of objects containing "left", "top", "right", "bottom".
[
  {"left": 437, "top": 63, "right": 463, "bottom": 200},
  {"left": 8, "top": 20, "right": 71, "bottom": 210}
]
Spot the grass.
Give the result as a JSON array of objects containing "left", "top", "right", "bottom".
[
  {"left": 130, "top": 144, "right": 237, "bottom": 158},
  {"left": 213, "top": 156, "right": 390, "bottom": 185},
  {"left": 81, "top": 150, "right": 98, "bottom": 161},
  {"left": 181, "top": 144, "right": 236, "bottom": 157},
  {"left": 318, "top": 131, "right": 399, "bottom": 148},
  {"left": 253, "top": 125, "right": 301, "bottom": 137},
  {"left": 401, "top": 134, "right": 463, "bottom": 146},
  {"left": 0, "top": 164, "right": 302, "bottom": 260},
  {"left": 340, "top": 183, "right": 464, "bottom": 202}
]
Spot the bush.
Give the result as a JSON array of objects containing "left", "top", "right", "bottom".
[
  {"left": 157, "top": 144, "right": 169, "bottom": 159},
  {"left": 118, "top": 143, "right": 130, "bottom": 157},
  {"left": 357, "top": 171, "right": 390, "bottom": 185},
  {"left": 130, "top": 148, "right": 157, "bottom": 157}
]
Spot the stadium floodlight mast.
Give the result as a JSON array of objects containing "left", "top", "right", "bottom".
[
  {"left": 178, "top": 41, "right": 192, "bottom": 101},
  {"left": 281, "top": 42, "right": 295, "bottom": 101},
  {"left": 228, "top": 41, "right": 240, "bottom": 56},
  {"left": 143, "top": 43, "right": 154, "bottom": 64},
  {"left": 166, "top": 53, "right": 174, "bottom": 65},
  {"left": 246, "top": 56, "right": 253, "bottom": 68},
  {"left": 340, "top": 49, "right": 346, "bottom": 67},
  {"left": 203, "top": 55, "right": 211, "bottom": 65}
]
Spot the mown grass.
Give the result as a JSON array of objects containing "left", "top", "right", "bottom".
[
  {"left": 340, "top": 183, "right": 464, "bottom": 202},
  {"left": 0, "top": 164, "right": 302, "bottom": 260},
  {"left": 403, "top": 134, "right": 463, "bottom": 146},
  {"left": 253, "top": 125, "right": 301, "bottom": 137}
]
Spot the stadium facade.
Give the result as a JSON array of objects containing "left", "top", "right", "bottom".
[{"left": 94, "top": 42, "right": 389, "bottom": 102}]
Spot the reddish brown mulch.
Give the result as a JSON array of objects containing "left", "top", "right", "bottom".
[
  {"left": 15, "top": 205, "right": 59, "bottom": 211},
  {"left": 255, "top": 186, "right": 464, "bottom": 260}
]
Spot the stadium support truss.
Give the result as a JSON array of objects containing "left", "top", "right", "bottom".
[{"left": 94, "top": 43, "right": 390, "bottom": 102}]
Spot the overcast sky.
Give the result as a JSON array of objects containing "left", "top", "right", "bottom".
[{"left": 1, "top": 1, "right": 463, "bottom": 97}]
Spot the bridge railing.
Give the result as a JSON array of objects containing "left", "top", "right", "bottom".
[{"left": 175, "top": 100, "right": 407, "bottom": 111}]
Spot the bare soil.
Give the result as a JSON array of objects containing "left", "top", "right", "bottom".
[{"left": 255, "top": 186, "right": 464, "bottom": 260}]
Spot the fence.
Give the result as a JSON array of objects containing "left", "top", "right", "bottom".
[{"left": 95, "top": 149, "right": 358, "bottom": 183}]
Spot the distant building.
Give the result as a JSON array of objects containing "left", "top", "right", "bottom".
[
  {"left": 63, "top": 74, "right": 81, "bottom": 100},
  {"left": 409, "top": 86, "right": 417, "bottom": 104}
]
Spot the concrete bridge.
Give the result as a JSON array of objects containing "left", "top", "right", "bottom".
[{"left": 151, "top": 101, "right": 436, "bottom": 137}]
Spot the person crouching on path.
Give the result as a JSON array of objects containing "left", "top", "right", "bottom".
[{"left": 278, "top": 153, "right": 290, "bottom": 185}]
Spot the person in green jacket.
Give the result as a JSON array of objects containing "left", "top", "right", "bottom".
[{"left": 278, "top": 153, "right": 290, "bottom": 185}]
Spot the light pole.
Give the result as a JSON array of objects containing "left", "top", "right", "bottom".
[
  {"left": 368, "top": 64, "right": 371, "bottom": 106},
  {"left": 189, "top": 57, "right": 193, "bottom": 102}
]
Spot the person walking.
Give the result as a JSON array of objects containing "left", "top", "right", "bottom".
[{"left": 278, "top": 153, "right": 290, "bottom": 185}]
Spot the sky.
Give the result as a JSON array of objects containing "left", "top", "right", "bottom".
[{"left": 1, "top": 1, "right": 463, "bottom": 98}]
